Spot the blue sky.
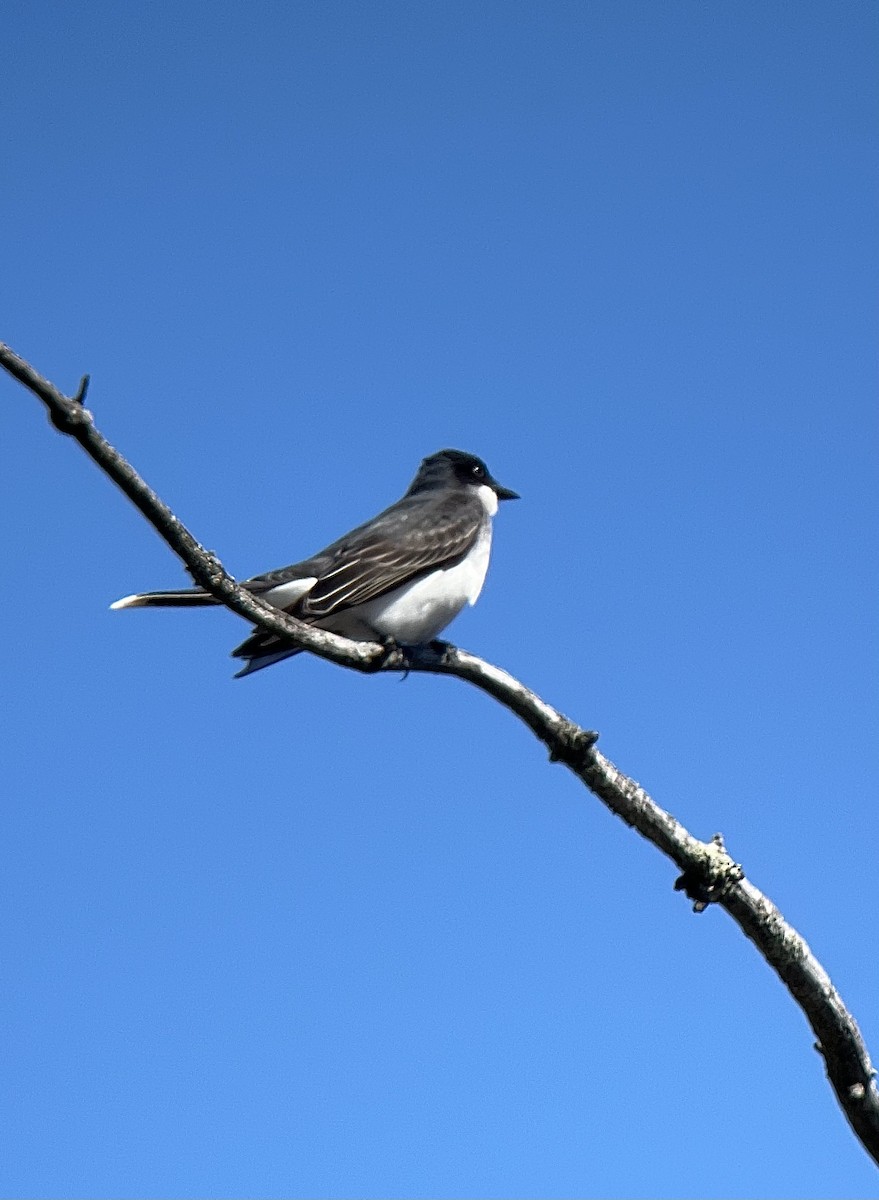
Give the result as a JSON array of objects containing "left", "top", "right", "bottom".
[{"left": 2, "top": 1, "right": 877, "bottom": 1195}]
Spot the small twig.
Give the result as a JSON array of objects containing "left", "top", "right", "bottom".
[
  {"left": 73, "top": 373, "right": 90, "bottom": 405},
  {"left": 2, "top": 338, "right": 877, "bottom": 1168}
]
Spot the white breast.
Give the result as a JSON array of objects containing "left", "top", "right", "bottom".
[{"left": 356, "top": 519, "right": 493, "bottom": 645}]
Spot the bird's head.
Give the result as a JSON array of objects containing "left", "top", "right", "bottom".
[{"left": 407, "top": 449, "right": 520, "bottom": 503}]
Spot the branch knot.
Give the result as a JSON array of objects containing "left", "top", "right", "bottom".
[
  {"left": 674, "top": 833, "right": 744, "bottom": 913},
  {"left": 548, "top": 722, "right": 599, "bottom": 767},
  {"left": 49, "top": 401, "right": 93, "bottom": 434}
]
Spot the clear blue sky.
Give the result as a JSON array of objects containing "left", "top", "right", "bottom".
[{"left": 2, "top": 2, "right": 877, "bottom": 1195}]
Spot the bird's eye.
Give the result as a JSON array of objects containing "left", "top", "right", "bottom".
[{"left": 471, "top": 463, "right": 485, "bottom": 479}]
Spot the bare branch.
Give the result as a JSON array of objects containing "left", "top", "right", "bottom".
[
  {"left": 3, "top": 338, "right": 878, "bottom": 1167},
  {"left": 0, "top": 341, "right": 385, "bottom": 671}
]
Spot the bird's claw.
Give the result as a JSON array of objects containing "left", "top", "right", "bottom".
[{"left": 374, "top": 637, "right": 453, "bottom": 679}]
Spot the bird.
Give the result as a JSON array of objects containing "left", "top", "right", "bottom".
[{"left": 111, "top": 448, "right": 519, "bottom": 678}]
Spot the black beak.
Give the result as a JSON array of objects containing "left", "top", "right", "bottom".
[{"left": 491, "top": 480, "right": 520, "bottom": 501}]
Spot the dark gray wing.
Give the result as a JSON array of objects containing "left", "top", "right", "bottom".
[
  {"left": 303, "top": 489, "right": 483, "bottom": 616},
  {"left": 240, "top": 489, "right": 483, "bottom": 614}
]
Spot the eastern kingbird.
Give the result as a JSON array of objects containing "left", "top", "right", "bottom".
[{"left": 112, "top": 448, "right": 519, "bottom": 677}]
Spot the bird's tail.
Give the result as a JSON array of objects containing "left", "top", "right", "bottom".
[
  {"left": 110, "top": 589, "right": 220, "bottom": 610},
  {"left": 232, "top": 647, "right": 304, "bottom": 679}
]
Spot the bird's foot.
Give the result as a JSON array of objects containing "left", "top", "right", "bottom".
[
  {"left": 370, "top": 635, "right": 404, "bottom": 672},
  {"left": 370, "top": 636, "right": 416, "bottom": 677},
  {"left": 398, "top": 639, "right": 455, "bottom": 677},
  {"left": 370, "top": 638, "right": 455, "bottom": 678},
  {"left": 423, "top": 639, "right": 454, "bottom": 663}
]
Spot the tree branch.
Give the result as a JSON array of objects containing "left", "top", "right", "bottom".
[{"left": 3, "top": 339, "right": 877, "bottom": 1167}]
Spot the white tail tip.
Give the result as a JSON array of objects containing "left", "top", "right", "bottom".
[{"left": 110, "top": 594, "right": 145, "bottom": 610}]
